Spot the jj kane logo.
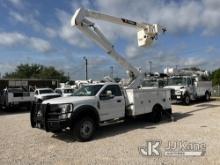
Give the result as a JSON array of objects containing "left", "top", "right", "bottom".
[{"left": 139, "top": 140, "right": 206, "bottom": 157}]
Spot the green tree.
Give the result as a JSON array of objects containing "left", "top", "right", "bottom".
[
  {"left": 212, "top": 68, "right": 220, "bottom": 86},
  {"left": 4, "top": 64, "right": 68, "bottom": 82}
]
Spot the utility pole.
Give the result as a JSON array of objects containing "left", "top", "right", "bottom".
[
  {"left": 83, "top": 56, "right": 88, "bottom": 80},
  {"left": 67, "top": 72, "right": 70, "bottom": 81},
  {"left": 149, "top": 61, "right": 152, "bottom": 74},
  {"left": 110, "top": 66, "right": 113, "bottom": 78},
  {"left": 145, "top": 60, "right": 148, "bottom": 73}
]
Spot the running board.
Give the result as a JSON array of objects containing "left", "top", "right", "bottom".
[{"left": 99, "top": 118, "right": 124, "bottom": 126}]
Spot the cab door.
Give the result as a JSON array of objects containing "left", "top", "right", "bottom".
[{"left": 98, "top": 85, "right": 125, "bottom": 121}]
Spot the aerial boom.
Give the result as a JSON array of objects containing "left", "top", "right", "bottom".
[
  {"left": 73, "top": 8, "right": 155, "bottom": 29},
  {"left": 71, "top": 8, "right": 165, "bottom": 88}
]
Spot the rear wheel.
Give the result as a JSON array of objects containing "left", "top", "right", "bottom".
[
  {"left": 74, "top": 117, "right": 96, "bottom": 142},
  {"left": 151, "top": 105, "right": 162, "bottom": 123},
  {"left": 205, "top": 92, "right": 210, "bottom": 101}
]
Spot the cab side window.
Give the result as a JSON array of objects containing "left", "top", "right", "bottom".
[
  {"left": 187, "top": 78, "right": 192, "bottom": 86},
  {"left": 101, "top": 85, "right": 122, "bottom": 96}
]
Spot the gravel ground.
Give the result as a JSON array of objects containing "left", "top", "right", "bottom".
[{"left": 0, "top": 99, "right": 220, "bottom": 165}]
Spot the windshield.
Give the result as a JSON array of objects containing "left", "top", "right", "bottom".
[
  {"left": 142, "top": 80, "right": 158, "bottom": 87},
  {"left": 168, "top": 77, "right": 187, "bottom": 86},
  {"left": 73, "top": 85, "right": 103, "bottom": 96},
  {"left": 63, "top": 89, "right": 74, "bottom": 93},
  {"left": 39, "top": 89, "right": 54, "bottom": 94}
]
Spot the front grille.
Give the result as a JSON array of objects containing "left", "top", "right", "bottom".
[
  {"left": 170, "top": 89, "right": 176, "bottom": 100},
  {"left": 34, "top": 104, "right": 61, "bottom": 129},
  {"left": 47, "top": 104, "right": 62, "bottom": 120},
  {"left": 32, "top": 103, "right": 71, "bottom": 132},
  {"left": 171, "top": 89, "right": 175, "bottom": 95}
]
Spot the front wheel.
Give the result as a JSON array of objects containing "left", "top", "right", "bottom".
[
  {"left": 183, "top": 95, "right": 190, "bottom": 105},
  {"left": 73, "top": 117, "right": 96, "bottom": 142}
]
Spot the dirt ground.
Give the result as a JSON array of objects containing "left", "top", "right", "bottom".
[{"left": 0, "top": 99, "right": 220, "bottom": 165}]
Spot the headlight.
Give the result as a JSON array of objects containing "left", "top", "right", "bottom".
[{"left": 59, "top": 104, "right": 74, "bottom": 113}]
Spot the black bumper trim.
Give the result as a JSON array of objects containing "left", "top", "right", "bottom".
[{"left": 30, "top": 103, "right": 72, "bottom": 132}]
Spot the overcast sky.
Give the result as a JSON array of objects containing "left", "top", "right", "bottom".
[{"left": 0, "top": 0, "right": 220, "bottom": 80}]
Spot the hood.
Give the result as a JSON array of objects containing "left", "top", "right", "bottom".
[
  {"left": 62, "top": 93, "right": 73, "bottom": 97},
  {"left": 39, "top": 93, "right": 60, "bottom": 97},
  {"left": 42, "top": 96, "right": 97, "bottom": 104},
  {"left": 164, "top": 85, "right": 185, "bottom": 91}
]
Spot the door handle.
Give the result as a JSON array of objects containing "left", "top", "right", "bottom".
[{"left": 117, "top": 100, "right": 121, "bottom": 103}]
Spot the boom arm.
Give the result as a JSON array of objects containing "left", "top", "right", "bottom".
[{"left": 71, "top": 8, "right": 165, "bottom": 88}]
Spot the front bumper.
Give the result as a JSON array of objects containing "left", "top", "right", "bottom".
[
  {"left": 171, "top": 94, "right": 183, "bottom": 100},
  {"left": 170, "top": 89, "right": 184, "bottom": 101},
  {"left": 30, "top": 103, "right": 72, "bottom": 132}
]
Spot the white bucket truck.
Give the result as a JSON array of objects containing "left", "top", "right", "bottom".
[
  {"left": 164, "top": 68, "right": 212, "bottom": 105},
  {"left": 30, "top": 8, "right": 171, "bottom": 141}
]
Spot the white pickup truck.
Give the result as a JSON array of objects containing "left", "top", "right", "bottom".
[
  {"left": 165, "top": 76, "right": 212, "bottom": 105},
  {"left": 34, "top": 88, "right": 61, "bottom": 103},
  {"left": 31, "top": 83, "right": 172, "bottom": 141},
  {"left": 54, "top": 88, "right": 75, "bottom": 97}
]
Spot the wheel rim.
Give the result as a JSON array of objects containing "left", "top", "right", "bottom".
[{"left": 80, "top": 120, "right": 93, "bottom": 138}]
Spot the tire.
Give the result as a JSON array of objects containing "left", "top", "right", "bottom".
[
  {"left": 183, "top": 94, "right": 190, "bottom": 105},
  {"left": 151, "top": 105, "right": 162, "bottom": 123},
  {"left": 205, "top": 92, "right": 210, "bottom": 101},
  {"left": 74, "top": 117, "right": 96, "bottom": 142}
]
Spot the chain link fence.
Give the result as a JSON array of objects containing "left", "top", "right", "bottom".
[{"left": 212, "top": 85, "right": 220, "bottom": 97}]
